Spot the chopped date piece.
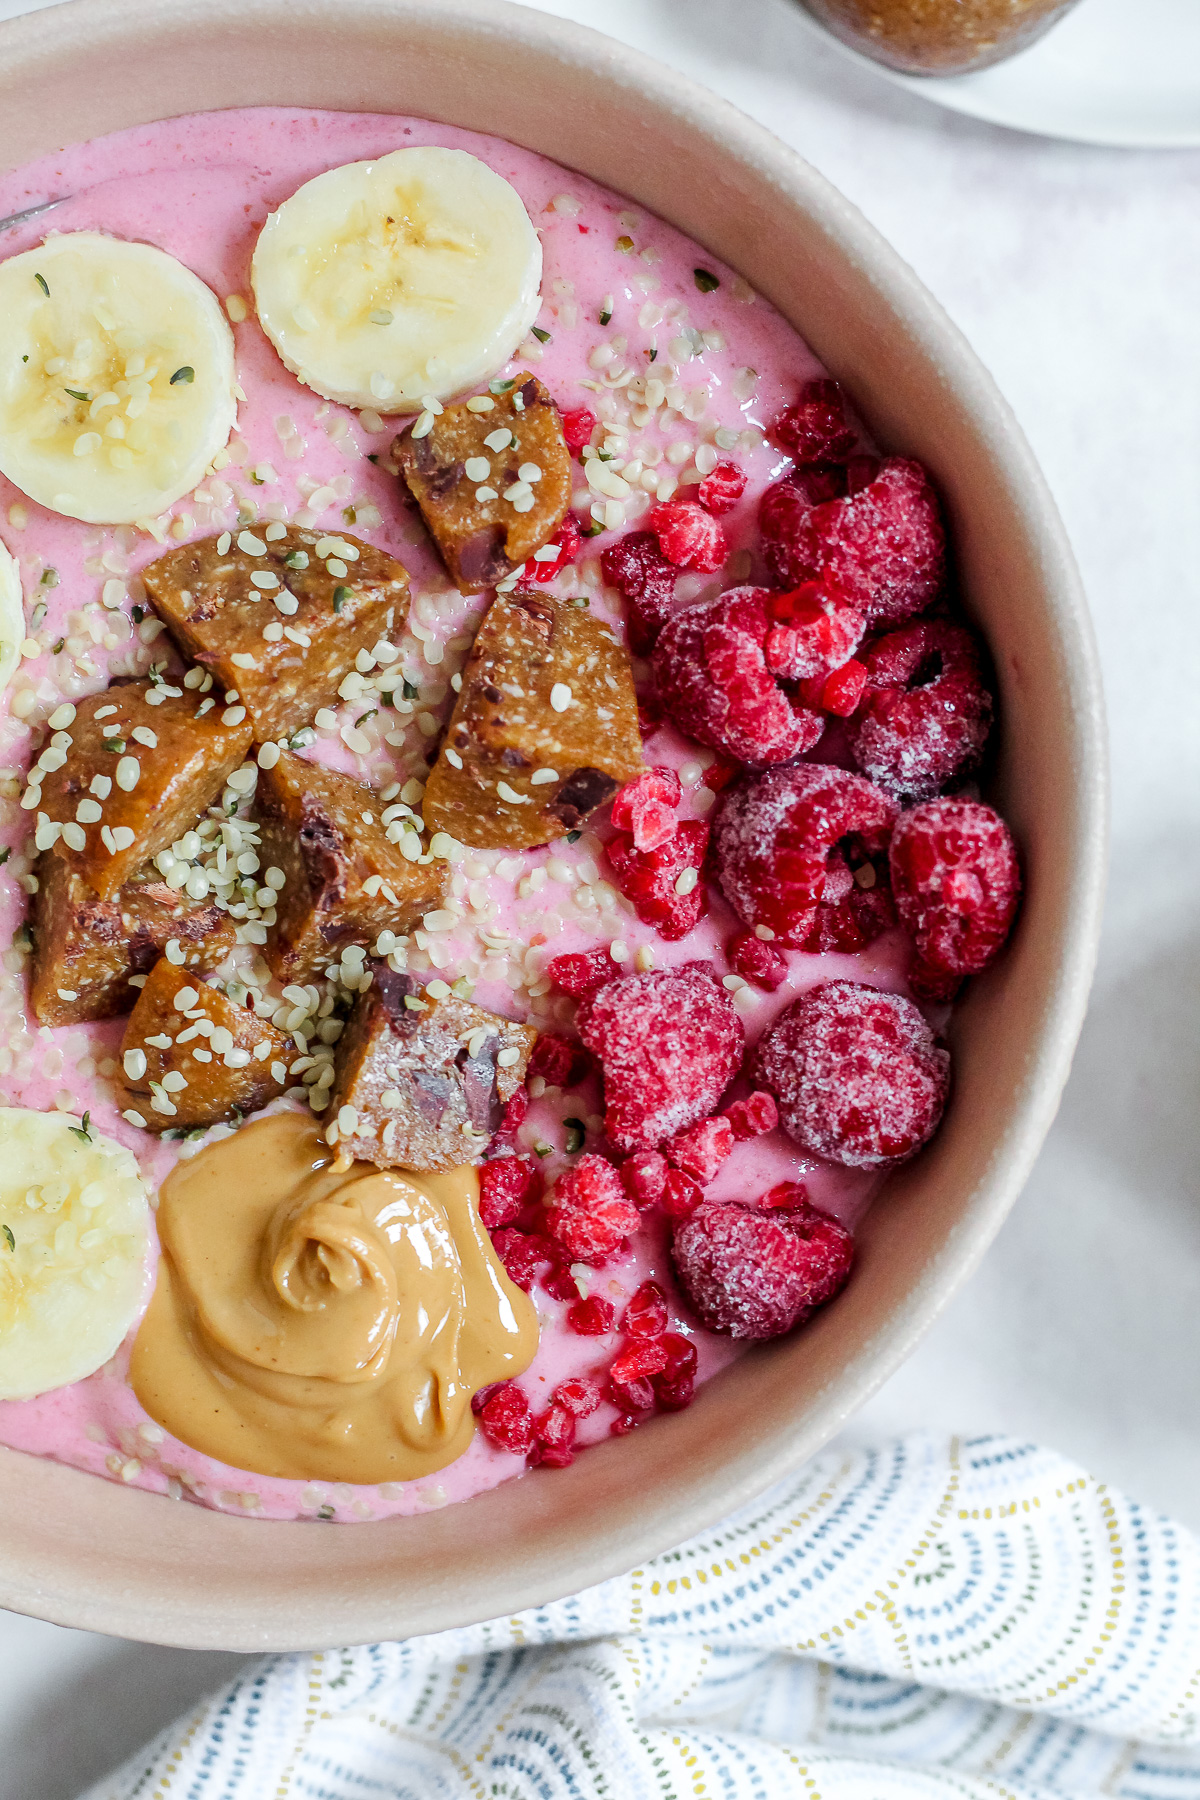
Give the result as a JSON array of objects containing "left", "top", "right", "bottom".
[
  {"left": 393, "top": 374, "right": 571, "bottom": 594},
  {"left": 713, "top": 763, "right": 898, "bottom": 947},
  {"left": 477, "top": 1154, "right": 544, "bottom": 1230},
  {"left": 33, "top": 680, "right": 252, "bottom": 902},
  {"left": 752, "top": 980, "right": 949, "bottom": 1168},
  {"left": 889, "top": 797, "right": 1020, "bottom": 1001},
  {"left": 697, "top": 461, "right": 748, "bottom": 515},
  {"left": 30, "top": 854, "right": 236, "bottom": 1028},
  {"left": 547, "top": 1153, "right": 640, "bottom": 1263},
  {"left": 577, "top": 964, "right": 744, "bottom": 1154},
  {"left": 119, "top": 955, "right": 290, "bottom": 1132},
  {"left": 327, "top": 963, "right": 536, "bottom": 1172},
  {"left": 422, "top": 589, "right": 642, "bottom": 851},
  {"left": 673, "top": 1196, "right": 854, "bottom": 1340},
  {"left": 256, "top": 748, "right": 446, "bottom": 983},
  {"left": 649, "top": 500, "right": 726, "bottom": 572},
  {"left": 601, "top": 530, "right": 678, "bottom": 655},
  {"left": 760, "top": 457, "right": 946, "bottom": 623},
  {"left": 771, "top": 378, "right": 858, "bottom": 466},
  {"left": 605, "top": 818, "right": 710, "bottom": 941},
  {"left": 652, "top": 588, "right": 825, "bottom": 767},
  {"left": 142, "top": 526, "right": 406, "bottom": 743},
  {"left": 851, "top": 620, "right": 994, "bottom": 800},
  {"left": 665, "top": 1115, "right": 734, "bottom": 1184}
]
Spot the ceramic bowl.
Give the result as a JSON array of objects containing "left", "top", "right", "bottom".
[{"left": 0, "top": 0, "right": 1106, "bottom": 1650}]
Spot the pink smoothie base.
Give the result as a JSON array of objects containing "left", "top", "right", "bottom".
[{"left": 0, "top": 107, "right": 916, "bottom": 1522}]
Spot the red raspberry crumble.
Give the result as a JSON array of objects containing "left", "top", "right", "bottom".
[
  {"left": 607, "top": 1373, "right": 655, "bottom": 1415},
  {"left": 561, "top": 406, "right": 597, "bottom": 455},
  {"left": 528, "top": 1032, "right": 589, "bottom": 1089},
  {"left": 610, "top": 1338, "right": 670, "bottom": 1385},
  {"left": 654, "top": 1374, "right": 696, "bottom": 1411},
  {"left": 601, "top": 530, "right": 678, "bottom": 654},
  {"left": 662, "top": 1169, "right": 704, "bottom": 1221},
  {"left": 665, "top": 1116, "right": 734, "bottom": 1184},
  {"left": 566, "top": 1294, "right": 616, "bottom": 1336},
  {"left": 495, "top": 1087, "right": 529, "bottom": 1137},
  {"left": 813, "top": 658, "right": 868, "bottom": 717},
  {"left": 547, "top": 1153, "right": 641, "bottom": 1263},
  {"left": 660, "top": 1332, "right": 698, "bottom": 1379},
  {"left": 762, "top": 581, "right": 865, "bottom": 683},
  {"left": 650, "top": 500, "right": 727, "bottom": 572},
  {"left": 478, "top": 1155, "right": 544, "bottom": 1230},
  {"left": 724, "top": 1090, "right": 779, "bottom": 1139},
  {"left": 479, "top": 1382, "right": 536, "bottom": 1455},
  {"left": 851, "top": 620, "right": 994, "bottom": 800},
  {"left": 529, "top": 1403, "right": 576, "bottom": 1468},
  {"left": 713, "top": 763, "right": 898, "bottom": 946},
  {"left": 528, "top": 513, "right": 581, "bottom": 584},
  {"left": 549, "top": 945, "right": 620, "bottom": 998},
  {"left": 610, "top": 766, "right": 682, "bottom": 852},
  {"left": 727, "top": 927, "right": 788, "bottom": 991},
  {"left": 889, "top": 797, "right": 1020, "bottom": 1000},
  {"left": 753, "top": 980, "right": 950, "bottom": 1167},
  {"left": 760, "top": 457, "right": 945, "bottom": 622},
  {"left": 697, "top": 461, "right": 748, "bottom": 515},
  {"left": 761, "top": 1181, "right": 809, "bottom": 1210},
  {"left": 577, "top": 963, "right": 744, "bottom": 1153},
  {"left": 605, "top": 818, "right": 710, "bottom": 941},
  {"left": 672, "top": 1197, "right": 854, "bottom": 1339},
  {"left": 796, "top": 850, "right": 898, "bottom": 955},
  {"left": 652, "top": 588, "right": 825, "bottom": 767},
  {"left": 492, "top": 1228, "right": 560, "bottom": 1292},
  {"left": 624, "top": 1280, "right": 668, "bottom": 1339},
  {"left": 554, "top": 1375, "right": 603, "bottom": 1418},
  {"left": 771, "top": 378, "right": 858, "bottom": 465},
  {"left": 621, "top": 1149, "right": 670, "bottom": 1209}
]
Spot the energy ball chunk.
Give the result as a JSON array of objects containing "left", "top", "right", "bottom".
[
  {"left": 257, "top": 749, "right": 447, "bottom": 983},
  {"left": 32, "top": 679, "right": 252, "bottom": 901},
  {"left": 328, "top": 963, "right": 536, "bottom": 1172},
  {"left": 30, "top": 854, "right": 236, "bottom": 1027},
  {"left": 394, "top": 374, "right": 571, "bottom": 594},
  {"left": 120, "top": 955, "right": 291, "bottom": 1132},
  {"left": 142, "top": 526, "right": 407, "bottom": 742},
  {"left": 423, "top": 590, "right": 642, "bottom": 850},
  {"left": 752, "top": 979, "right": 949, "bottom": 1168}
]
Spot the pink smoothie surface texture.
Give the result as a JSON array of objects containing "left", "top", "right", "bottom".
[{"left": 0, "top": 107, "right": 912, "bottom": 1523}]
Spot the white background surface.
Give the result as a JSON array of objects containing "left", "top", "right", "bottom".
[{"left": 0, "top": 1, "right": 1197, "bottom": 1794}]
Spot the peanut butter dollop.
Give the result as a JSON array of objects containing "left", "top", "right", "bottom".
[{"left": 131, "top": 1111, "right": 538, "bottom": 1484}]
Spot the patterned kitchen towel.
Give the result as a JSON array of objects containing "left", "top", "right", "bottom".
[{"left": 82, "top": 1433, "right": 1200, "bottom": 1800}]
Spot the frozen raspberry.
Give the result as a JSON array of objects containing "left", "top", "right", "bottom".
[
  {"left": 814, "top": 658, "right": 868, "bottom": 717},
  {"left": 550, "top": 946, "right": 620, "bottom": 998},
  {"left": 889, "top": 797, "right": 1020, "bottom": 1000},
  {"left": 611, "top": 766, "right": 682, "bottom": 851},
  {"left": 561, "top": 405, "right": 597, "bottom": 455},
  {"left": 529, "top": 1403, "right": 576, "bottom": 1468},
  {"left": 762, "top": 581, "right": 865, "bottom": 683},
  {"left": 762, "top": 1181, "right": 810, "bottom": 1210},
  {"left": 713, "top": 763, "right": 898, "bottom": 947},
  {"left": 723, "top": 1090, "right": 779, "bottom": 1140},
  {"left": 610, "top": 1338, "right": 670, "bottom": 1385},
  {"left": 660, "top": 1332, "right": 698, "bottom": 1379},
  {"left": 698, "top": 461, "right": 748, "bottom": 515},
  {"left": 753, "top": 980, "right": 950, "bottom": 1167},
  {"left": 554, "top": 1375, "right": 603, "bottom": 1418},
  {"left": 650, "top": 500, "right": 727, "bottom": 572},
  {"left": 797, "top": 851, "right": 897, "bottom": 955},
  {"left": 621, "top": 1149, "right": 670, "bottom": 1209},
  {"left": 727, "top": 927, "right": 788, "bottom": 991},
  {"left": 547, "top": 1153, "right": 641, "bottom": 1262},
  {"left": 624, "top": 1280, "right": 668, "bottom": 1339},
  {"left": 851, "top": 620, "right": 993, "bottom": 800},
  {"left": 760, "top": 457, "right": 945, "bottom": 621},
  {"left": 528, "top": 1032, "right": 589, "bottom": 1089},
  {"left": 605, "top": 818, "right": 710, "bottom": 941},
  {"left": 544, "top": 1263, "right": 584, "bottom": 1303},
  {"left": 673, "top": 1197, "right": 854, "bottom": 1339},
  {"left": 478, "top": 1155, "right": 544, "bottom": 1230},
  {"left": 772, "top": 377, "right": 858, "bottom": 466},
  {"left": 567, "top": 1294, "right": 616, "bottom": 1336},
  {"left": 665, "top": 1116, "right": 734, "bottom": 1184},
  {"left": 662, "top": 1169, "right": 704, "bottom": 1221},
  {"left": 479, "top": 1382, "right": 536, "bottom": 1455},
  {"left": 578, "top": 963, "right": 744, "bottom": 1153},
  {"left": 492, "top": 1228, "right": 559, "bottom": 1292},
  {"left": 652, "top": 588, "right": 825, "bottom": 767},
  {"left": 602, "top": 530, "right": 679, "bottom": 654},
  {"left": 495, "top": 1087, "right": 529, "bottom": 1138},
  {"left": 529, "top": 512, "right": 581, "bottom": 584}
]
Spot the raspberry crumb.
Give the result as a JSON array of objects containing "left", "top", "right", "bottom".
[
  {"left": 529, "top": 1403, "right": 576, "bottom": 1468},
  {"left": 479, "top": 1382, "right": 536, "bottom": 1455},
  {"left": 491, "top": 1229, "right": 560, "bottom": 1292},
  {"left": 621, "top": 1149, "right": 670, "bottom": 1209},
  {"left": 650, "top": 499, "right": 727, "bottom": 572},
  {"left": 601, "top": 530, "right": 679, "bottom": 654},
  {"left": 852, "top": 620, "right": 993, "bottom": 799},
  {"left": 726, "top": 927, "right": 788, "bottom": 991},
  {"left": 624, "top": 1280, "right": 669, "bottom": 1339},
  {"left": 577, "top": 963, "right": 744, "bottom": 1153},
  {"left": 723, "top": 1090, "right": 778, "bottom": 1140},
  {"left": 566, "top": 1294, "right": 616, "bottom": 1336},
  {"left": 673, "top": 1197, "right": 854, "bottom": 1340},
  {"left": 550, "top": 946, "right": 621, "bottom": 998},
  {"left": 605, "top": 818, "right": 710, "bottom": 941},
  {"left": 529, "top": 512, "right": 581, "bottom": 584},
  {"left": 665, "top": 1115, "right": 734, "bottom": 1184},
  {"left": 697, "top": 461, "right": 748, "bottom": 515},
  {"left": 610, "top": 1338, "right": 670, "bottom": 1384},
  {"left": 610, "top": 766, "right": 682, "bottom": 851},
  {"left": 554, "top": 1375, "right": 603, "bottom": 1418},
  {"left": 478, "top": 1155, "right": 544, "bottom": 1230},
  {"left": 561, "top": 406, "right": 597, "bottom": 455},
  {"left": 753, "top": 980, "right": 950, "bottom": 1167},
  {"left": 889, "top": 797, "right": 1020, "bottom": 1000},
  {"left": 547, "top": 1153, "right": 641, "bottom": 1262},
  {"left": 662, "top": 1169, "right": 705, "bottom": 1222},
  {"left": 528, "top": 1033, "right": 589, "bottom": 1089}
]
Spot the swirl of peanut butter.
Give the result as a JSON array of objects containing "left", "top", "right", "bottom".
[{"left": 131, "top": 1112, "right": 538, "bottom": 1484}]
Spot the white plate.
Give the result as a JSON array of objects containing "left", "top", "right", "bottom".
[{"left": 794, "top": 0, "right": 1200, "bottom": 148}]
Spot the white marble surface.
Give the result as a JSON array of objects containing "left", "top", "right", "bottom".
[{"left": 1, "top": 1, "right": 1198, "bottom": 1794}]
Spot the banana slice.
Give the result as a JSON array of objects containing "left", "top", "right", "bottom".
[
  {"left": 0, "top": 232, "right": 237, "bottom": 525},
  {"left": 0, "top": 1108, "right": 152, "bottom": 1400},
  {"left": 251, "top": 146, "right": 542, "bottom": 412},
  {"left": 0, "top": 536, "right": 23, "bottom": 696}
]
